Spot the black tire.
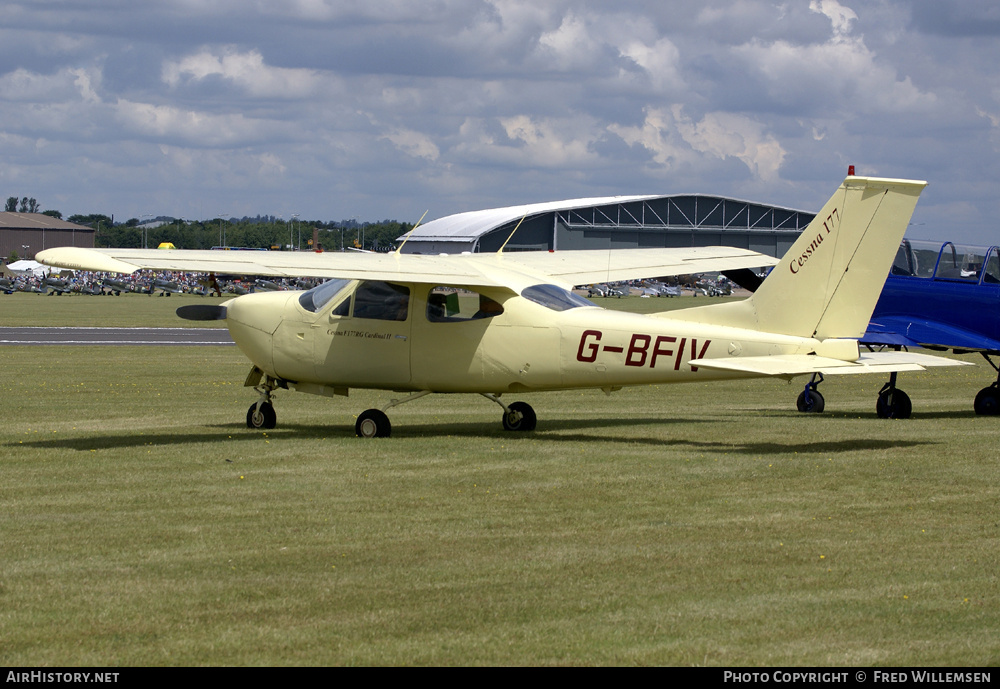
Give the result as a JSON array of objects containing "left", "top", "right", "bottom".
[
  {"left": 356, "top": 409, "right": 391, "bottom": 438},
  {"left": 974, "top": 386, "right": 1000, "bottom": 415},
  {"left": 876, "top": 389, "right": 912, "bottom": 419},
  {"left": 796, "top": 389, "right": 825, "bottom": 413},
  {"left": 502, "top": 401, "right": 537, "bottom": 432},
  {"left": 246, "top": 401, "right": 276, "bottom": 429}
]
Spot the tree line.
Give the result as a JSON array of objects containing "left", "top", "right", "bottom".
[{"left": 4, "top": 196, "right": 415, "bottom": 253}]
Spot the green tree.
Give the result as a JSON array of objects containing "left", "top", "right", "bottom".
[{"left": 5, "top": 197, "right": 17, "bottom": 212}]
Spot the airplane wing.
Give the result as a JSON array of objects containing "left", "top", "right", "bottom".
[
  {"left": 478, "top": 247, "right": 777, "bottom": 287},
  {"left": 691, "top": 350, "right": 969, "bottom": 377},
  {"left": 863, "top": 316, "right": 1000, "bottom": 353},
  {"left": 35, "top": 246, "right": 776, "bottom": 290}
]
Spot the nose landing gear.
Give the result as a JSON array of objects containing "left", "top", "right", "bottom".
[{"left": 246, "top": 372, "right": 278, "bottom": 429}]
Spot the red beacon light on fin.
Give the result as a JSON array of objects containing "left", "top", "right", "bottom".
[{"left": 848, "top": 165, "right": 855, "bottom": 176}]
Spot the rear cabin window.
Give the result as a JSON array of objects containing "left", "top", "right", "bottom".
[
  {"left": 426, "top": 287, "right": 504, "bottom": 322},
  {"left": 353, "top": 281, "right": 410, "bottom": 321},
  {"left": 521, "top": 284, "right": 597, "bottom": 311}
]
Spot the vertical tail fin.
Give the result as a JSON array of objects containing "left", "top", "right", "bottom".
[{"left": 669, "top": 175, "right": 926, "bottom": 339}]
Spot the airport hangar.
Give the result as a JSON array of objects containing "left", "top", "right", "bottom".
[
  {"left": 396, "top": 194, "right": 816, "bottom": 259},
  {"left": 0, "top": 213, "right": 94, "bottom": 261}
]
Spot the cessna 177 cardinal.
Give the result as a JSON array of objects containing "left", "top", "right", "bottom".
[{"left": 37, "top": 174, "right": 965, "bottom": 437}]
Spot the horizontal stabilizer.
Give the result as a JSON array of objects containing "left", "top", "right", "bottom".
[{"left": 692, "top": 351, "right": 968, "bottom": 378}]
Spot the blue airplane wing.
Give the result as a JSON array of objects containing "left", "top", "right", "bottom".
[{"left": 863, "top": 316, "right": 1000, "bottom": 353}]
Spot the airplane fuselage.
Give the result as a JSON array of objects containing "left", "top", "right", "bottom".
[{"left": 225, "top": 284, "right": 813, "bottom": 396}]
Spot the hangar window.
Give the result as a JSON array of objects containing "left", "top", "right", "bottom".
[
  {"left": 353, "top": 281, "right": 410, "bottom": 321},
  {"left": 299, "top": 278, "right": 352, "bottom": 313},
  {"left": 426, "top": 287, "right": 504, "bottom": 322},
  {"left": 521, "top": 284, "right": 597, "bottom": 311}
]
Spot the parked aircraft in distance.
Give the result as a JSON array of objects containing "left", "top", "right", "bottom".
[
  {"left": 37, "top": 174, "right": 965, "bottom": 436},
  {"left": 800, "top": 239, "right": 1000, "bottom": 417}
]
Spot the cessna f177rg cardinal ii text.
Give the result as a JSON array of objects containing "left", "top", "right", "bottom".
[{"left": 38, "top": 174, "right": 964, "bottom": 437}]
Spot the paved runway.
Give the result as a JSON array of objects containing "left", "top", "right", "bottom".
[{"left": 0, "top": 327, "right": 235, "bottom": 346}]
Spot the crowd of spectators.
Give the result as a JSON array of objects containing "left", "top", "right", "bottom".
[{"left": 0, "top": 269, "right": 306, "bottom": 296}]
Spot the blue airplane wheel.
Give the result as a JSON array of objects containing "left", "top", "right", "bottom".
[
  {"left": 796, "top": 389, "right": 825, "bottom": 413},
  {"left": 876, "top": 389, "right": 911, "bottom": 419},
  {"left": 356, "top": 409, "right": 391, "bottom": 438},
  {"left": 973, "top": 387, "right": 1000, "bottom": 415},
  {"left": 246, "top": 402, "right": 276, "bottom": 429},
  {"left": 502, "top": 401, "right": 536, "bottom": 432}
]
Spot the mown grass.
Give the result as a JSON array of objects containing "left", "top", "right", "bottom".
[{"left": 1, "top": 293, "right": 998, "bottom": 666}]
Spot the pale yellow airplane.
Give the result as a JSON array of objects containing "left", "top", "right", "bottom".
[{"left": 37, "top": 174, "right": 965, "bottom": 437}]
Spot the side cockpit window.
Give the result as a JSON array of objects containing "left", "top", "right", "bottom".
[
  {"left": 426, "top": 287, "right": 504, "bottom": 322},
  {"left": 299, "top": 278, "right": 352, "bottom": 313},
  {"left": 353, "top": 281, "right": 410, "bottom": 321}
]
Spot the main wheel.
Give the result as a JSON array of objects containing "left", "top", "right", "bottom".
[
  {"left": 796, "top": 389, "right": 825, "bottom": 413},
  {"left": 974, "top": 386, "right": 1000, "bottom": 415},
  {"left": 246, "top": 401, "right": 276, "bottom": 429},
  {"left": 876, "top": 389, "right": 912, "bottom": 419},
  {"left": 356, "top": 409, "right": 391, "bottom": 438},
  {"left": 502, "top": 401, "right": 537, "bottom": 431}
]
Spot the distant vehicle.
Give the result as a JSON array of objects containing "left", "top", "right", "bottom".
[
  {"left": 0, "top": 277, "right": 15, "bottom": 294},
  {"left": 797, "top": 239, "right": 1000, "bottom": 417}
]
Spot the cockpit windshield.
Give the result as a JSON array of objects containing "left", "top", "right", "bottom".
[
  {"left": 298, "top": 278, "right": 352, "bottom": 313},
  {"left": 521, "top": 284, "right": 597, "bottom": 311}
]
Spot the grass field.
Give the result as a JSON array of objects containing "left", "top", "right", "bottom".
[{"left": 1, "top": 292, "right": 998, "bottom": 666}]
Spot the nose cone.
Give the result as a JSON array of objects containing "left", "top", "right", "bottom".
[{"left": 225, "top": 292, "right": 296, "bottom": 375}]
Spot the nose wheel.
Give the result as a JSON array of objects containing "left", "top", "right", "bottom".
[
  {"left": 246, "top": 371, "right": 278, "bottom": 429},
  {"left": 246, "top": 401, "right": 277, "bottom": 429}
]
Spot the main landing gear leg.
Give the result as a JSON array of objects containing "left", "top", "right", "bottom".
[
  {"left": 246, "top": 375, "right": 278, "bottom": 429},
  {"left": 355, "top": 391, "right": 433, "bottom": 438},
  {"left": 796, "top": 373, "right": 825, "bottom": 413},
  {"left": 482, "top": 393, "right": 537, "bottom": 432},
  {"left": 876, "top": 371, "right": 912, "bottom": 419},
  {"left": 973, "top": 353, "right": 1000, "bottom": 415}
]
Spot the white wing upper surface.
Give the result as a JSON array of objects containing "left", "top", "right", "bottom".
[{"left": 36, "top": 245, "right": 777, "bottom": 290}]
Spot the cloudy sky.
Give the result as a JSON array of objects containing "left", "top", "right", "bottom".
[{"left": 1, "top": 0, "right": 998, "bottom": 243}]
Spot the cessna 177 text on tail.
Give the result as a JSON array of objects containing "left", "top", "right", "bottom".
[{"left": 37, "top": 174, "right": 965, "bottom": 437}]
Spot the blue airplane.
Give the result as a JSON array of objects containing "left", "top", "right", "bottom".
[{"left": 797, "top": 238, "right": 1000, "bottom": 417}]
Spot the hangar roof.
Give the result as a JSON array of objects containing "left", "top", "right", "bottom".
[
  {"left": 0, "top": 212, "right": 94, "bottom": 231},
  {"left": 407, "top": 195, "right": 662, "bottom": 242},
  {"left": 400, "top": 194, "right": 813, "bottom": 245}
]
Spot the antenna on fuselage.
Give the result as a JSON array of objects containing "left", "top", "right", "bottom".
[
  {"left": 395, "top": 210, "right": 430, "bottom": 255},
  {"left": 497, "top": 215, "right": 527, "bottom": 254}
]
